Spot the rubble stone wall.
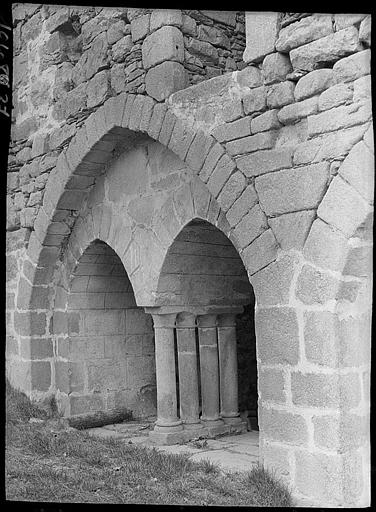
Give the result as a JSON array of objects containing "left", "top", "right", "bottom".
[{"left": 6, "top": 7, "right": 372, "bottom": 508}]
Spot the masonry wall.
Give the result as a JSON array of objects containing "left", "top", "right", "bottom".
[
  {"left": 8, "top": 5, "right": 245, "bottom": 242},
  {"left": 6, "top": 7, "right": 373, "bottom": 508}
]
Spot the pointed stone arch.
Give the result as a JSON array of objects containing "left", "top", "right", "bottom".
[{"left": 10, "top": 89, "right": 373, "bottom": 507}]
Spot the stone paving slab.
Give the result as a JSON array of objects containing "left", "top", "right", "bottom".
[{"left": 87, "top": 423, "right": 260, "bottom": 474}]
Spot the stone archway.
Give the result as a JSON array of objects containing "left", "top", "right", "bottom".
[
  {"left": 145, "top": 218, "right": 256, "bottom": 444},
  {"left": 10, "top": 90, "right": 372, "bottom": 507}
]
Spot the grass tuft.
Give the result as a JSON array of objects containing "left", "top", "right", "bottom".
[
  {"left": 247, "top": 464, "right": 293, "bottom": 507},
  {"left": 6, "top": 378, "right": 49, "bottom": 423}
]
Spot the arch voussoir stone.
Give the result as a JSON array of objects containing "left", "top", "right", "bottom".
[
  {"left": 158, "top": 109, "right": 178, "bottom": 147},
  {"left": 190, "top": 177, "right": 212, "bottom": 219},
  {"left": 146, "top": 102, "right": 168, "bottom": 140},
  {"left": 185, "top": 130, "right": 216, "bottom": 173}
]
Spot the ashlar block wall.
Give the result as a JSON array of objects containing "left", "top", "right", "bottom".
[{"left": 6, "top": 6, "right": 373, "bottom": 508}]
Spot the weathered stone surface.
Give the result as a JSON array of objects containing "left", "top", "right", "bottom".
[
  {"left": 333, "top": 49, "right": 371, "bottom": 83},
  {"left": 266, "top": 81, "right": 295, "bottom": 108},
  {"left": 226, "top": 131, "right": 276, "bottom": 157},
  {"left": 278, "top": 96, "right": 318, "bottom": 125},
  {"left": 260, "top": 442, "right": 293, "bottom": 485},
  {"left": 185, "top": 130, "right": 214, "bottom": 173},
  {"left": 236, "top": 148, "right": 293, "bottom": 177},
  {"left": 317, "top": 176, "right": 373, "bottom": 238},
  {"left": 197, "top": 24, "right": 230, "bottom": 49},
  {"left": 303, "top": 218, "right": 350, "bottom": 272},
  {"left": 255, "top": 162, "right": 329, "bottom": 216},
  {"left": 111, "top": 35, "right": 133, "bottom": 62},
  {"left": 353, "top": 75, "right": 371, "bottom": 104},
  {"left": 107, "top": 20, "right": 128, "bottom": 45},
  {"left": 295, "top": 450, "right": 364, "bottom": 505},
  {"left": 308, "top": 102, "right": 372, "bottom": 137},
  {"left": 256, "top": 307, "right": 299, "bottom": 365},
  {"left": 363, "top": 124, "right": 374, "bottom": 153},
  {"left": 221, "top": 99, "right": 243, "bottom": 123},
  {"left": 199, "top": 143, "right": 224, "bottom": 183},
  {"left": 150, "top": 9, "right": 182, "bottom": 32},
  {"left": 318, "top": 83, "right": 353, "bottom": 111},
  {"left": 142, "top": 26, "right": 184, "bottom": 69},
  {"left": 293, "top": 124, "right": 369, "bottom": 165},
  {"left": 242, "top": 229, "right": 279, "bottom": 275},
  {"left": 130, "top": 14, "right": 150, "bottom": 42},
  {"left": 145, "top": 62, "right": 188, "bottom": 101},
  {"left": 234, "top": 204, "right": 268, "bottom": 249},
  {"left": 334, "top": 14, "right": 367, "bottom": 31},
  {"left": 216, "top": 171, "right": 246, "bottom": 212},
  {"left": 338, "top": 140, "right": 374, "bottom": 204},
  {"left": 226, "top": 185, "right": 258, "bottom": 227},
  {"left": 260, "top": 406, "right": 308, "bottom": 445},
  {"left": 313, "top": 413, "right": 369, "bottom": 453},
  {"left": 251, "top": 110, "right": 281, "bottom": 133},
  {"left": 295, "top": 264, "right": 359, "bottom": 305},
  {"left": 269, "top": 210, "right": 316, "bottom": 250},
  {"left": 201, "top": 10, "right": 236, "bottom": 27},
  {"left": 242, "top": 86, "right": 267, "bottom": 114},
  {"left": 110, "top": 63, "right": 126, "bottom": 93},
  {"left": 291, "top": 372, "right": 361, "bottom": 409},
  {"left": 294, "top": 69, "right": 333, "bottom": 101},
  {"left": 290, "top": 27, "right": 362, "bottom": 72},
  {"left": 259, "top": 369, "right": 286, "bottom": 403},
  {"left": 211, "top": 117, "right": 251, "bottom": 143},
  {"left": 343, "top": 245, "right": 373, "bottom": 277},
  {"left": 236, "top": 66, "right": 263, "bottom": 89},
  {"left": 359, "top": 16, "right": 371, "bottom": 46},
  {"left": 262, "top": 53, "right": 292, "bottom": 85},
  {"left": 86, "top": 70, "right": 110, "bottom": 108},
  {"left": 73, "top": 32, "right": 109, "bottom": 84},
  {"left": 207, "top": 154, "right": 236, "bottom": 198},
  {"left": 243, "top": 12, "right": 279, "bottom": 63},
  {"left": 251, "top": 253, "right": 297, "bottom": 306},
  {"left": 304, "top": 311, "right": 371, "bottom": 368},
  {"left": 185, "top": 38, "right": 219, "bottom": 66},
  {"left": 276, "top": 14, "right": 333, "bottom": 52}
]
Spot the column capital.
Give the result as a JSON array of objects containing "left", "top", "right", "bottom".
[
  {"left": 197, "top": 313, "right": 217, "bottom": 328},
  {"left": 176, "top": 311, "right": 196, "bottom": 329},
  {"left": 217, "top": 313, "right": 237, "bottom": 328},
  {"left": 151, "top": 312, "right": 177, "bottom": 329}
]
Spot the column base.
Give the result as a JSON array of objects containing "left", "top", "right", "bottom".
[
  {"left": 154, "top": 422, "right": 183, "bottom": 433},
  {"left": 148, "top": 420, "right": 248, "bottom": 445},
  {"left": 222, "top": 415, "right": 242, "bottom": 425},
  {"left": 183, "top": 421, "right": 204, "bottom": 430}
]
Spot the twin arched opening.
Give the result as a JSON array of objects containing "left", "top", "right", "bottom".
[{"left": 53, "top": 217, "right": 259, "bottom": 438}]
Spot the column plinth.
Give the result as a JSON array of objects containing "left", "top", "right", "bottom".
[
  {"left": 217, "top": 313, "right": 242, "bottom": 424},
  {"left": 176, "top": 312, "right": 203, "bottom": 430},
  {"left": 197, "top": 314, "right": 223, "bottom": 427},
  {"left": 151, "top": 313, "right": 182, "bottom": 433}
]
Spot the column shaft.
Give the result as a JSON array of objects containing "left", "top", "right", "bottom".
[
  {"left": 217, "top": 314, "right": 241, "bottom": 423},
  {"left": 176, "top": 312, "right": 202, "bottom": 429},
  {"left": 197, "top": 314, "right": 222, "bottom": 424},
  {"left": 152, "top": 313, "right": 182, "bottom": 431}
]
